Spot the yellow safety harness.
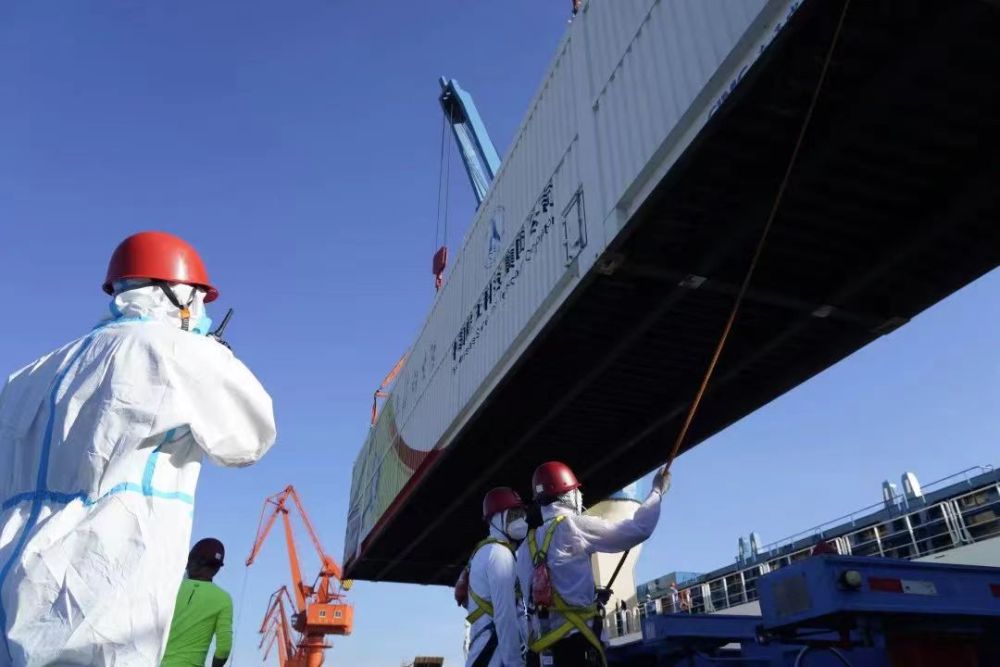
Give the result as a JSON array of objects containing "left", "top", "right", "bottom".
[
  {"left": 527, "top": 515, "right": 607, "bottom": 666},
  {"left": 465, "top": 538, "right": 514, "bottom": 624}
]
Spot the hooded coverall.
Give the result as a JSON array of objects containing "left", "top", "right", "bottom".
[
  {"left": 0, "top": 286, "right": 275, "bottom": 666},
  {"left": 465, "top": 522, "right": 525, "bottom": 666}
]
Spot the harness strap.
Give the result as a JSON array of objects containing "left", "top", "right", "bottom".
[
  {"left": 469, "top": 629, "right": 498, "bottom": 667},
  {"left": 527, "top": 515, "right": 606, "bottom": 666},
  {"left": 466, "top": 588, "right": 493, "bottom": 624},
  {"left": 528, "top": 514, "right": 566, "bottom": 563},
  {"left": 528, "top": 590, "right": 606, "bottom": 665},
  {"left": 464, "top": 537, "right": 513, "bottom": 624}
]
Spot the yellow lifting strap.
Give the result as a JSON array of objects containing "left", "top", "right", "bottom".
[
  {"left": 465, "top": 537, "right": 513, "bottom": 625},
  {"left": 526, "top": 515, "right": 606, "bottom": 666}
]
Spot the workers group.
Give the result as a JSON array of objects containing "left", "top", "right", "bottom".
[
  {"left": 460, "top": 461, "right": 670, "bottom": 667},
  {"left": 0, "top": 230, "right": 665, "bottom": 667}
]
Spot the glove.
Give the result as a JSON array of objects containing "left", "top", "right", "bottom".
[{"left": 651, "top": 467, "right": 671, "bottom": 496}]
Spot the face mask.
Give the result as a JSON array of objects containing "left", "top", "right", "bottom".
[
  {"left": 561, "top": 489, "right": 584, "bottom": 515},
  {"left": 507, "top": 518, "right": 529, "bottom": 542},
  {"left": 191, "top": 314, "right": 213, "bottom": 336}
]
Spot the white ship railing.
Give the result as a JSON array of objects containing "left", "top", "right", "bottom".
[
  {"left": 755, "top": 465, "right": 994, "bottom": 558},
  {"left": 605, "top": 470, "right": 1000, "bottom": 640}
]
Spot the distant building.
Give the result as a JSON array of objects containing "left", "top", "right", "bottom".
[{"left": 404, "top": 658, "right": 444, "bottom": 667}]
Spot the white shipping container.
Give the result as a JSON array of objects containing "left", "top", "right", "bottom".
[{"left": 345, "top": 0, "right": 805, "bottom": 566}]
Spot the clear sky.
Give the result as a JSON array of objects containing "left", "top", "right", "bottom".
[{"left": 0, "top": 2, "right": 997, "bottom": 666}]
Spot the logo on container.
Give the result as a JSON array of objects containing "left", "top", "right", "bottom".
[{"left": 486, "top": 206, "right": 505, "bottom": 269}]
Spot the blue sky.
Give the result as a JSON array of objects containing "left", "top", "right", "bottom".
[{"left": 0, "top": 2, "right": 997, "bottom": 666}]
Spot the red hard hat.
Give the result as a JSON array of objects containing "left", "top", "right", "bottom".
[
  {"left": 103, "top": 231, "right": 219, "bottom": 302},
  {"left": 532, "top": 461, "right": 581, "bottom": 500},
  {"left": 482, "top": 487, "right": 524, "bottom": 520}
]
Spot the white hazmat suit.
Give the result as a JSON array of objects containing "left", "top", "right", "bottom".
[
  {"left": 515, "top": 487, "right": 662, "bottom": 652},
  {"left": 466, "top": 511, "right": 525, "bottom": 667},
  {"left": 0, "top": 285, "right": 276, "bottom": 666}
]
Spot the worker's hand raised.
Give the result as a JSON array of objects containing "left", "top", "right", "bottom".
[{"left": 652, "top": 467, "right": 671, "bottom": 496}]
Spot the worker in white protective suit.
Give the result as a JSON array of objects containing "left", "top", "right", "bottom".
[
  {"left": 0, "top": 231, "right": 276, "bottom": 667},
  {"left": 516, "top": 461, "right": 669, "bottom": 667},
  {"left": 457, "top": 487, "right": 528, "bottom": 667}
]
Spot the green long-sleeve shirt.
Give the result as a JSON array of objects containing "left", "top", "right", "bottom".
[{"left": 161, "top": 578, "right": 233, "bottom": 666}]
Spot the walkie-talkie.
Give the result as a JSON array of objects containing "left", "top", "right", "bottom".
[{"left": 210, "top": 308, "right": 234, "bottom": 349}]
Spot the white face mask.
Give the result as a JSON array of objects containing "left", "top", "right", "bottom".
[
  {"left": 559, "top": 489, "right": 584, "bottom": 515},
  {"left": 507, "top": 518, "right": 529, "bottom": 542}
]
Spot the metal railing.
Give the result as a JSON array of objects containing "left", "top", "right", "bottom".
[
  {"left": 606, "top": 471, "right": 1000, "bottom": 641},
  {"left": 609, "top": 475, "right": 1000, "bottom": 631},
  {"left": 954, "top": 485, "right": 1000, "bottom": 542},
  {"left": 753, "top": 466, "right": 994, "bottom": 559},
  {"left": 604, "top": 599, "right": 672, "bottom": 642}
]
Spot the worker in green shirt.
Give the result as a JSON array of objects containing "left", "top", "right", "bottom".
[{"left": 162, "top": 538, "right": 234, "bottom": 667}]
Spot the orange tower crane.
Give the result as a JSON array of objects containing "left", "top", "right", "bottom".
[
  {"left": 371, "top": 352, "right": 407, "bottom": 426},
  {"left": 259, "top": 586, "right": 299, "bottom": 667},
  {"left": 247, "top": 486, "right": 354, "bottom": 667},
  {"left": 261, "top": 619, "right": 289, "bottom": 666}
]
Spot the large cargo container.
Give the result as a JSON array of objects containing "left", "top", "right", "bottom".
[{"left": 346, "top": 0, "right": 1000, "bottom": 584}]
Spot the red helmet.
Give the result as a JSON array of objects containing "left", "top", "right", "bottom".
[
  {"left": 482, "top": 487, "right": 523, "bottom": 520},
  {"left": 104, "top": 231, "right": 219, "bottom": 302},
  {"left": 532, "top": 461, "right": 581, "bottom": 501}
]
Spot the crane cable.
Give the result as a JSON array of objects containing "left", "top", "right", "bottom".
[
  {"left": 664, "top": 0, "right": 853, "bottom": 473},
  {"left": 434, "top": 114, "right": 446, "bottom": 255},
  {"left": 230, "top": 565, "right": 250, "bottom": 666},
  {"left": 443, "top": 122, "right": 452, "bottom": 247},
  {"left": 434, "top": 113, "right": 454, "bottom": 255},
  {"left": 606, "top": 0, "right": 852, "bottom": 592}
]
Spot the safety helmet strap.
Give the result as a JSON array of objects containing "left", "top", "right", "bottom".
[{"left": 153, "top": 280, "right": 197, "bottom": 331}]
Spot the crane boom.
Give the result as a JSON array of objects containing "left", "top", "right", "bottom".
[
  {"left": 260, "top": 624, "right": 278, "bottom": 663},
  {"left": 438, "top": 77, "right": 500, "bottom": 207},
  {"left": 287, "top": 486, "right": 343, "bottom": 582},
  {"left": 260, "top": 588, "right": 283, "bottom": 634},
  {"left": 247, "top": 491, "right": 284, "bottom": 565},
  {"left": 259, "top": 586, "right": 297, "bottom": 667},
  {"left": 371, "top": 352, "right": 407, "bottom": 425},
  {"left": 281, "top": 506, "right": 309, "bottom": 610},
  {"left": 261, "top": 621, "right": 291, "bottom": 667}
]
